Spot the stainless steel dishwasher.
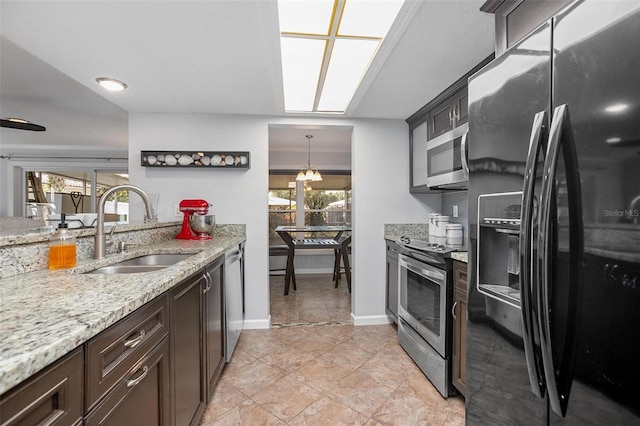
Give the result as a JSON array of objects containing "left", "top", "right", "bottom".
[{"left": 224, "top": 244, "right": 244, "bottom": 361}]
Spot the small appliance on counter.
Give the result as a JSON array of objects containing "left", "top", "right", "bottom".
[{"left": 176, "top": 199, "right": 215, "bottom": 240}]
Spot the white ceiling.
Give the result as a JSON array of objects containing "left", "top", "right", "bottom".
[{"left": 0, "top": 0, "right": 494, "bottom": 157}]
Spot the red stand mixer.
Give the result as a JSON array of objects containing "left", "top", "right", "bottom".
[{"left": 176, "top": 199, "right": 214, "bottom": 240}]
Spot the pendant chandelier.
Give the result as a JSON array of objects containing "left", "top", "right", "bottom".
[{"left": 296, "top": 134, "right": 323, "bottom": 182}]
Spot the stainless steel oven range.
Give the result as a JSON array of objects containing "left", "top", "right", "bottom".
[{"left": 396, "top": 237, "right": 456, "bottom": 397}]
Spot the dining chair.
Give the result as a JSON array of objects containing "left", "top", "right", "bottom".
[
  {"left": 268, "top": 245, "right": 289, "bottom": 276},
  {"left": 333, "top": 236, "right": 352, "bottom": 293},
  {"left": 277, "top": 231, "right": 297, "bottom": 295}
]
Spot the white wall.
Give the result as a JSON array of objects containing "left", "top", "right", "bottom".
[
  {"left": 128, "top": 113, "right": 439, "bottom": 328},
  {"left": 0, "top": 158, "right": 12, "bottom": 216},
  {"left": 269, "top": 149, "right": 351, "bottom": 170},
  {"left": 351, "top": 120, "right": 440, "bottom": 323}
]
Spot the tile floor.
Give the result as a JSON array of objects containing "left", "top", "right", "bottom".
[
  {"left": 269, "top": 273, "right": 352, "bottom": 326},
  {"left": 198, "top": 274, "right": 465, "bottom": 425}
]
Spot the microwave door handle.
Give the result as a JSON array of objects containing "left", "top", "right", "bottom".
[
  {"left": 521, "top": 111, "right": 547, "bottom": 399},
  {"left": 538, "top": 104, "right": 583, "bottom": 417},
  {"left": 461, "top": 130, "right": 469, "bottom": 177}
]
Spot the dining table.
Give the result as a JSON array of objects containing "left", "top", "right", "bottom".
[{"left": 274, "top": 225, "right": 351, "bottom": 295}]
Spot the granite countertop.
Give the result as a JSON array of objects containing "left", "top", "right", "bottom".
[
  {"left": 0, "top": 236, "right": 244, "bottom": 395},
  {"left": 450, "top": 252, "right": 468, "bottom": 263}
]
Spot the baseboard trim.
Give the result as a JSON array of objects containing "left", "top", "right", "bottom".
[
  {"left": 351, "top": 313, "right": 393, "bottom": 326},
  {"left": 243, "top": 317, "right": 271, "bottom": 329}
]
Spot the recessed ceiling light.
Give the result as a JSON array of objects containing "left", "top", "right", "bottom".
[{"left": 95, "top": 77, "right": 128, "bottom": 92}]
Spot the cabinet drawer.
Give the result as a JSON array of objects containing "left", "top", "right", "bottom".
[
  {"left": 454, "top": 261, "right": 468, "bottom": 293},
  {"left": 85, "top": 295, "right": 169, "bottom": 410},
  {"left": 0, "top": 348, "right": 83, "bottom": 426},
  {"left": 85, "top": 337, "right": 170, "bottom": 426}
]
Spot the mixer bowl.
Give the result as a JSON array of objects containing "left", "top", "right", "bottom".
[{"left": 189, "top": 214, "right": 215, "bottom": 236}]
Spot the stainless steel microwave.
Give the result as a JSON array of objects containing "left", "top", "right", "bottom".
[{"left": 426, "top": 123, "right": 469, "bottom": 189}]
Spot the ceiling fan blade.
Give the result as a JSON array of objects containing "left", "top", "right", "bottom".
[{"left": 0, "top": 119, "right": 46, "bottom": 131}]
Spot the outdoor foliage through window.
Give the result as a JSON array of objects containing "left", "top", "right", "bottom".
[{"left": 268, "top": 187, "right": 351, "bottom": 245}]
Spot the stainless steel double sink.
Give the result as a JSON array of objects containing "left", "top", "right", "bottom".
[{"left": 86, "top": 253, "right": 195, "bottom": 274}]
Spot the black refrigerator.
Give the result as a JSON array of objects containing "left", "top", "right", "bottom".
[{"left": 466, "top": 1, "right": 640, "bottom": 424}]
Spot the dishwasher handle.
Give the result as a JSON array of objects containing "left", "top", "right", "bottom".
[{"left": 226, "top": 250, "right": 242, "bottom": 264}]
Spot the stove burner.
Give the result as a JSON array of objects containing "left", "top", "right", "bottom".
[{"left": 397, "top": 236, "right": 462, "bottom": 255}]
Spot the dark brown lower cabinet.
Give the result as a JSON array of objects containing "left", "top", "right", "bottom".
[
  {"left": 0, "top": 348, "right": 83, "bottom": 426},
  {"left": 452, "top": 260, "right": 467, "bottom": 397},
  {"left": 1, "top": 254, "right": 230, "bottom": 426},
  {"left": 170, "top": 271, "right": 206, "bottom": 426},
  {"left": 204, "top": 256, "right": 225, "bottom": 401},
  {"left": 85, "top": 295, "right": 169, "bottom": 411},
  {"left": 84, "top": 336, "right": 170, "bottom": 426}
]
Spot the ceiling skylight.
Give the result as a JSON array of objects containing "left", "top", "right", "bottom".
[{"left": 277, "top": 0, "right": 404, "bottom": 114}]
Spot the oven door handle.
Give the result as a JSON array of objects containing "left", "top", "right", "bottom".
[{"left": 402, "top": 259, "right": 445, "bottom": 282}]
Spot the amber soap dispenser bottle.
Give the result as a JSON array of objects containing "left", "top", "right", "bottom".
[{"left": 49, "top": 213, "right": 77, "bottom": 270}]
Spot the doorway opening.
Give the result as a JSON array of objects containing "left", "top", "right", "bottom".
[{"left": 268, "top": 124, "right": 353, "bottom": 326}]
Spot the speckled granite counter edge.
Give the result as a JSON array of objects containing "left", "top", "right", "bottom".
[
  {"left": 0, "top": 231, "right": 245, "bottom": 395},
  {"left": 0, "top": 221, "right": 244, "bottom": 247},
  {"left": 450, "top": 252, "right": 468, "bottom": 263},
  {"left": 0, "top": 222, "right": 245, "bottom": 279}
]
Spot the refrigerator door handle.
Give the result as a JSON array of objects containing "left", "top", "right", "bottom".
[
  {"left": 461, "top": 130, "right": 469, "bottom": 177},
  {"left": 520, "top": 111, "right": 547, "bottom": 398},
  {"left": 538, "top": 104, "right": 584, "bottom": 417}
]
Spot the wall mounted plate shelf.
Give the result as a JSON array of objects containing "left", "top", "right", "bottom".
[{"left": 141, "top": 151, "right": 250, "bottom": 169}]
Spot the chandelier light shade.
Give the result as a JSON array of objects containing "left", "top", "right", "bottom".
[{"left": 296, "top": 135, "right": 323, "bottom": 182}]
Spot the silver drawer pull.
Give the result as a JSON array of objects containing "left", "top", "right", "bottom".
[
  {"left": 124, "top": 329, "right": 146, "bottom": 348},
  {"left": 451, "top": 301, "right": 458, "bottom": 320},
  {"left": 126, "top": 365, "right": 149, "bottom": 388}
]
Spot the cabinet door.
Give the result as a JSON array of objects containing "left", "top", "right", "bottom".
[
  {"left": 204, "top": 257, "right": 225, "bottom": 401},
  {"left": 453, "top": 87, "right": 468, "bottom": 127},
  {"left": 385, "top": 243, "right": 400, "bottom": 322},
  {"left": 410, "top": 121, "right": 428, "bottom": 191},
  {"left": 429, "top": 101, "right": 455, "bottom": 139},
  {"left": 452, "top": 261, "right": 467, "bottom": 397},
  {"left": 85, "top": 337, "right": 170, "bottom": 426},
  {"left": 170, "top": 272, "right": 206, "bottom": 426},
  {"left": 429, "top": 86, "right": 469, "bottom": 139},
  {"left": 0, "top": 348, "right": 83, "bottom": 426}
]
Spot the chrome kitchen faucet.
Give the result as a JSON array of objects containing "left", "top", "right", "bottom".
[{"left": 95, "top": 184, "right": 154, "bottom": 259}]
